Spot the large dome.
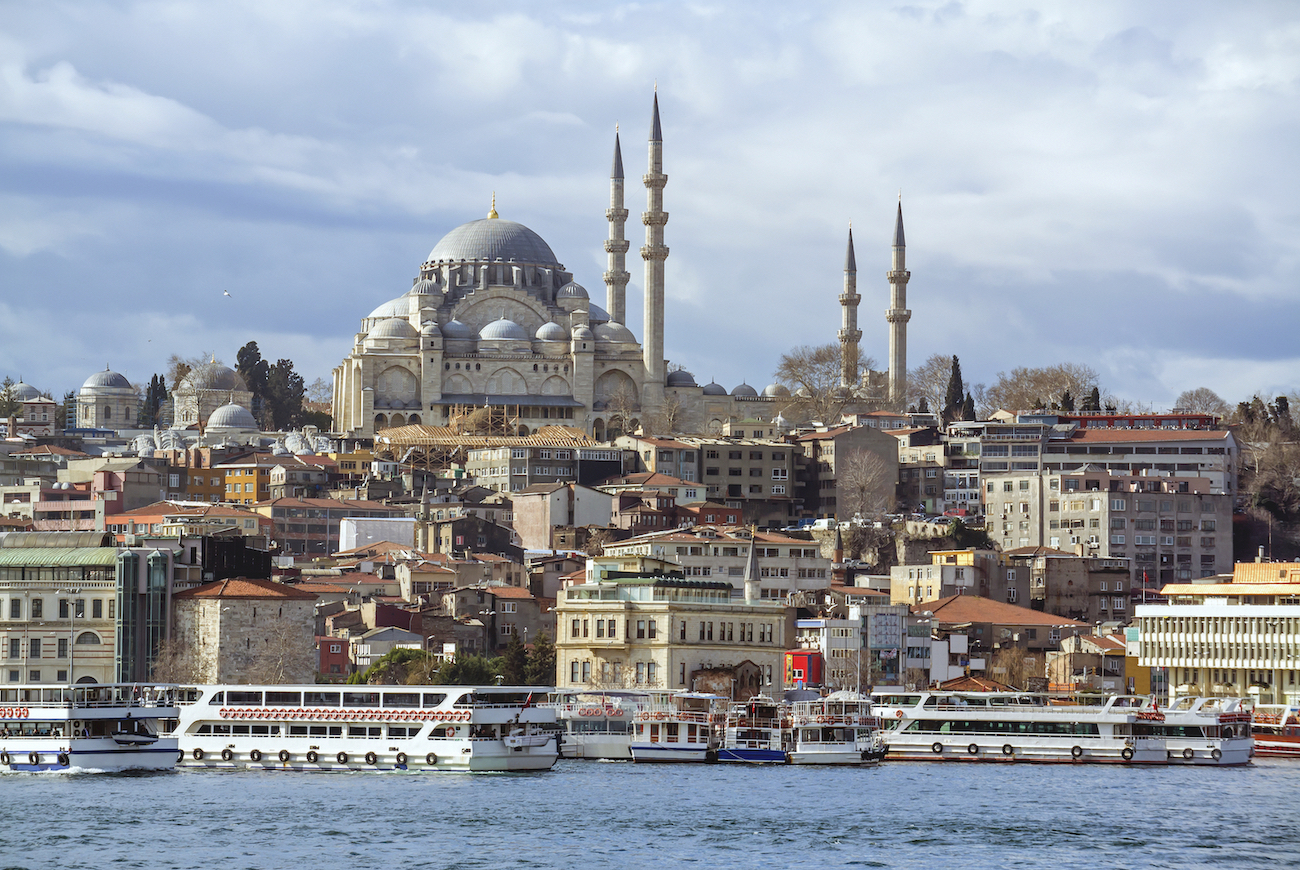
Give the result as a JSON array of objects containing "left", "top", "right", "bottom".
[
  {"left": 479, "top": 318, "right": 529, "bottom": 341},
  {"left": 181, "top": 362, "right": 247, "bottom": 393},
  {"left": 12, "top": 382, "right": 44, "bottom": 401},
  {"left": 82, "top": 369, "right": 131, "bottom": 391},
  {"left": 426, "top": 218, "right": 560, "bottom": 267}
]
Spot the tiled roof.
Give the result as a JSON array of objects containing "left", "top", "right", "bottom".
[
  {"left": 488, "top": 586, "right": 535, "bottom": 599},
  {"left": 1002, "top": 546, "right": 1078, "bottom": 558},
  {"left": 253, "top": 497, "right": 400, "bottom": 510},
  {"left": 1231, "top": 562, "right": 1300, "bottom": 585},
  {"left": 914, "top": 594, "right": 1088, "bottom": 627},
  {"left": 175, "top": 577, "right": 318, "bottom": 601}
]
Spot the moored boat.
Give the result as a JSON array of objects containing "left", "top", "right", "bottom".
[
  {"left": 716, "top": 695, "right": 790, "bottom": 764},
  {"left": 788, "top": 691, "right": 885, "bottom": 765},
  {"left": 629, "top": 692, "right": 725, "bottom": 763},
  {"left": 550, "top": 690, "right": 648, "bottom": 760},
  {"left": 1139, "top": 696, "right": 1253, "bottom": 766},
  {"left": 1, "top": 683, "right": 180, "bottom": 772},
  {"left": 1251, "top": 704, "right": 1300, "bottom": 758},
  {"left": 168, "top": 684, "right": 557, "bottom": 772}
]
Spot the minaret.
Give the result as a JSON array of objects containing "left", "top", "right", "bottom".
[
  {"left": 604, "top": 128, "right": 630, "bottom": 324},
  {"left": 839, "top": 226, "right": 861, "bottom": 390},
  {"left": 641, "top": 90, "right": 668, "bottom": 410},
  {"left": 887, "top": 199, "right": 911, "bottom": 406}
]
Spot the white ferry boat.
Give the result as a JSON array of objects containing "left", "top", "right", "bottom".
[
  {"left": 788, "top": 691, "right": 886, "bottom": 765},
  {"left": 169, "top": 685, "right": 557, "bottom": 772},
  {"left": 629, "top": 692, "right": 725, "bottom": 763},
  {"left": 550, "top": 690, "right": 648, "bottom": 760},
  {"left": 1, "top": 683, "right": 180, "bottom": 772},
  {"left": 716, "top": 695, "right": 790, "bottom": 764},
  {"left": 1142, "top": 696, "right": 1253, "bottom": 766},
  {"left": 870, "top": 690, "right": 1169, "bottom": 764},
  {"left": 1251, "top": 704, "right": 1300, "bottom": 758}
]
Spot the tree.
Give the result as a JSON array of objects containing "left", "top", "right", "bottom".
[
  {"left": 139, "top": 374, "right": 168, "bottom": 428},
  {"left": 501, "top": 630, "right": 528, "bottom": 685},
  {"left": 604, "top": 385, "right": 641, "bottom": 439},
  {"left": 166, "top": 352, "right": 215, "bottom": 393},
  {"left": 942, "top": 356, "right": 964, "bottom": 424},
  {"left": 1058, "top": 389, "right": 1074, "bottom": 412},
  {"left": 351, "top": 647, "right": 430, "bottom": 685},
  {"left": 1174, "top": 387, "right": 1230, "bottom": 417},
  {"left": 149, "top": 637, "right": 204, "bottom": 683},
  {"left": 0, "top": 377, "right": 18, "bottom": 418},
  {"left": 264, "top": 358, "right": 306, "bottom": 430},
  {"left": 244, "top": 620, "right": 316, "bottom": 684},
  {"left": 838, "top": 448, "right": 895, "bottom": 520},
  {"left": 981, "top": 363, "right": 1100, "bottom": 415},
  {"left": 525, "top": 632, "right": 556, "bottom": 686},
  {"left": 907, "top": 353, "right": 953, "bottom": 417},
  {"left": 1080, "top": 386, "right": 1102, "bottom": 413},
  {"left": 774, "top": 343, "right": 876, "bottom": 425},
  {"left": 305, "top": 377, "right": 332, "bottom": 405},
  {"left": 433, "top": 654, "right": 498, "bottom": 685},
  {"left": 959, "top": 392, "right": 976, "bottom": 422}
]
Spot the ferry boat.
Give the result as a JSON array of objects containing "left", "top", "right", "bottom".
[
  {"left": 1145, "top": 696, "right": 1253, "bottom": 766},
  {"left": 1, "top": 683, "right": 180, "bottom": 772},
  {"left": 1251, "top": 704, "right": 1300, "bottom": 758},
  {"left": 168, "top": 684, "right": 557, "bottom": 772},
  {"left": 629, "top": 692, "right": 725, "bottom": 763},
  {"left": 870, "top": 689, "right": 1170, "bottom": 764},
  {"left": 716, "top": 695, "right": 791, "bottom": 764},
  {"left": 788, "top": 691, "right": 886, "bottom": 765},
  {"left": 550, "top": 690, "right": 648, "bottom": 760}
]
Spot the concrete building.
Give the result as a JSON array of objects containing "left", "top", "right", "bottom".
[
  {"left": 795, "top": 424, "right": 901, "bottom": 520},
  {"left": 251, "top": 497, "right": 407, "bottom": 556},
  {"left": 1001, "top": 547, "right": 1132, "bottom": 625},
  {"left": 890, "top": 549, "right": 1026, "bottom": 607},
  {"left": 465, "top": 443, "right": 628, "bottom": 492},
  {"left": 511, "top": 482, "right": 613, "bottom": 552}
]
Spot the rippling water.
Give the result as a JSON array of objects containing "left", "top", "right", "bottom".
[{"left": 3, "top": 759, "right": 1298, "bottom": 870}]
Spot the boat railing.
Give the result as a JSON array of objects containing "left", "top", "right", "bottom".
[
  {"left": 0, "top": 684, "right": 180, "bottom": 709},
  {"left": 635, "top": 709, "right": 712, "bottom": 725}
]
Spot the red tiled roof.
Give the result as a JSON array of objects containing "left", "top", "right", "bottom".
[
  {"left": 174, "top": 577, "right": 318, "bottom": 601},
  {"left": 914, "top": 594, "right": 1088, "bottom": 627},
  {"left": 488, "top": 586, "right": 535, "bottom": 599}
]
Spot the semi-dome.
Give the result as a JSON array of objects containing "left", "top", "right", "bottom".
[
  {"left": 479, "top": 318, "right": 529, "bottom": 341},
  {"left": 587, "top": 302, "right": 611, "bottom": 324},
  {"left": 441, "top": 319, "right": 475, "bottom": 339},
  {"left": 666, "top": 370, "right": 697, "bottom": 387},
  {"left": 762, "top": 383, "right": 790, "bottom": 398},
  {"left": 410, "top": 277, "right": 439, "bottom": 295},
  {"left": 594, "top": 322, "right": 635, "bottom": 343},
  {"left": 181, "top": 361, "right": 247, "bottom": 393},
  {"left": 426, "top": 218, "right": 560, "bottom": 267},
  {"left": 368, "top": 318, "right": 419, "bottom": 339},
  {"left": 82, "top": 369, "right": 132, "bottom": 391},
  {"left": 702, "top": 381, "right": 727, "bottom": 396},
  {"left": 731, "top": 383, "right": 759, "bottom": 398},
  {"left": 556, "top": 281, "right": 588, "bottom": 299},
  {"left": 535, "top": 321, "right": 567, "bottom": 341},
  {"left": 207, "top": 403, "right": 258, "bottom": 430},
  {"left": 367, "top": 295, "right": 412, "bottom": 320}
]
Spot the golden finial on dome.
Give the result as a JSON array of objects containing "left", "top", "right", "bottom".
[{"left": 487, "top": 192, "right": 498, "bottom": 220}]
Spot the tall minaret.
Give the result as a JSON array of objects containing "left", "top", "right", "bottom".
[
  {"left": 887, "top": 199, "right": 911, "bottom": 406},
  {"left": 641, "top": 90, "right": 668, "bottom": 409},
  {"left": 603, "top": 128, "right": 630, "bottom": 324},
  {"left": 838, "top": 226, "right": 861, "bottom": 390}
]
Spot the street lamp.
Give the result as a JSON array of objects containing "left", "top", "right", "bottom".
[{"left": 56, "top": 587, "right": 82, "bottom": 687}]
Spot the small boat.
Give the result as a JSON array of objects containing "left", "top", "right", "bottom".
[
  {"left": 1146, "top": 696, "right": 1253, "bottom": 766},
  {"left": 1251, "top": 704, "right": 1300, "bottom": 758},
  {"left": 0, "top": 683, "right": 180, "bottom": 772},
  {"left": 168, "top": 684, "right": 558, "bottom": 772},
  {"left": 788, "top": 691, "right": 885, "bottom": 765},
  {"left": 629, "top": 692, "right": 725, "bottom": 763},
  {"left": 715, "top": 695, "right": 790, "bottom": 764},
  {"left": 549, "top": 690, "right": 648, "bottom": 760}
]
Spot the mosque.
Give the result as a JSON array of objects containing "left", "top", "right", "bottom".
[{"left": 318, "top": 92, "right": 912, "bottom": 440}]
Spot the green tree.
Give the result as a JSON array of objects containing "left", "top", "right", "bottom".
[
  {"left": 0, "top": 377, "right": 18, "bottom": 418},
  {"left": 1059, "top": 389, "right": 1075, "bottom": 412},
  {"left": 960, "top": 391, "right": 976, "bottom": 422},
  {"left": 525, "top": 632, "right": 556, "bottom": 686},
  {"left": 942, "top": 355, "right": 964, "bottom": 423},
  {"left": 265, "top": 358, "right": 306, "bottom": 430},
  {"left": 139, "top": 374, "right": 168, "bottom": 428},
  {"left": 433, "top": 654, "right": 499, "bottom": 686},
  {"left": 501, "top": 631, "right": 528, "bottom": 685}
]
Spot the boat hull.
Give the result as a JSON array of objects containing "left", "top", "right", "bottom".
[
  {"left": 715, "top": 747, "right": 787, "bottom": 764},
  {"left": 788, "top": 748, "right": 882, "bottom": 765},
  {"left": 1, "top": 739, "right": 180, "bottom": 772},
  {"left": 560, "top": 733, "right": 631, "bottom": 760},
  {"left": 629, "top": 743, "right": 710, "bottom": 763},
  {"left": 883, "top": 736, "right": 1167, "bottom": 764}
]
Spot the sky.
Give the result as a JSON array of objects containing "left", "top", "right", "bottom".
[{"left": 1, "top": 1, "right": 1298, "bottom": 409}]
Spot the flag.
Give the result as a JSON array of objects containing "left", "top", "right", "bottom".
[{"left": 521, "top": 692, "right": 532, "bottom": 710}]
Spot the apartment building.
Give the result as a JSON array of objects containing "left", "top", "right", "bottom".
[
  {"left": 465, "top": 444, "right": 627, "bottom": 492},
  {"left": 890, "top": 549, "right": 1027, "bottom": 607},
  {"left": 795, "top": 424, "right": 900, "bottom": 520}
]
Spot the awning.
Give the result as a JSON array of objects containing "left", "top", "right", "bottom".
[{"left": 0, "top": 547, "right": 119, "bottom": 567}]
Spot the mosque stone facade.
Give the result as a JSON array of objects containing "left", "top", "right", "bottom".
[{"left": 77, "top": 368, "right": 139, "bottom": 429}]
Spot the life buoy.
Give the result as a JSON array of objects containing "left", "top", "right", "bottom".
[
  {"left": 1183, "top": 747, "right": 1194, "bottom": 760},
  {"left": 307, "top": 751, "right": 319, "bottom": 764},
  {"left": 278, "top": 749, "right": 290, "bottom": 763},
  {"left": 337, "top": 751, "right": 349, "bottom": 764},
  {"left": 1121, "top": 747, "right": 1134, "bottom": 761},
  {"left": 29, "top": 752, "right": 40, "bottom": 765},
  {"left": 445, "top": 726, "right": 456, "bottom": 738},
  {"left": 426, "top": 752, "right": 438, "bottom": 766},
  {"left": 365, "top": 751, "right": 378, "bottom": 765},
  {"left": 1211, "top": 748, "right": 1222, "bottom": 761},
  {"left": 176, "top": 750, "right": 184, "bottom": 764},
  {"left": 818, "top": 716, "right": 830, "bottom": 724},
  {"left": 460, "top": 711, "right": 471, "bottom": 722},
  {"left": 396, "top": 752, "right": 407, "bottom": 765},
  {"left": 895, "top": 710, "right": 904, "bottom": 719},
  {"left": 58, "top": 752, "right": 70, "bottom": 767},
  {"left": 655, "top": 712, "right": 666, "bottom": 721},
  {"left": 932, "top": 742, "right": 944, "bottom": 754},
  {"left": 0, "top": 751, "right": 10, "bottom": 765},
  {"left": 250, "top": 749, "right": 262, "bottom": 762},
  {"left": 193, "top": 747, "right": 205, "bottom": 761},
  {"left": 221, "top": 748, "right": 234, "bottom": 762},
  {"left": 967, "top": 743, "right": 979, "bottom": 756},
  {"left": 1071, "top": 745, "right": 1083, "bottom": 759}
]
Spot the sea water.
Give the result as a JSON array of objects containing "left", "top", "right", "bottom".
[{"left": 2, "top": 758, "right": 1297, "bottom": 869}]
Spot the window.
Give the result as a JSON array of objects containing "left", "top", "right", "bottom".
[
  {"left": 92, "top": 599, "right": 103, "bottom": 619},
  {"left": 9, "top": 599, "right": 19, "bottom": 619},
  {"left": 571, "top": 619, "right": 580, "bottom": 638},
  {"left": 648, "top": 619, "right": 658, "bottom": 639},
  {"left": 637, "top": 620, "right": 646, "bottom": 639},
  {"left": 29, "top": 639, "right": 40, "bottom": 659},
  {"left": 596, "top": 620, "right": 605, "bottom": 638},
  {"left": 581, "top": 661, "right": 591, "bottom": 682},
  {"left": 570, "top": 661, "right": 580, "bottom": 682}
]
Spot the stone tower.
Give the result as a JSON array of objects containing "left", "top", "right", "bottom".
[
  {"left": 887, "top": 201, "right": 911, "bottom": 406},
  {"left": 603, "top": 129, "right": 630, "bottom": 325},
  {"left": 838, "top": 227, "right": 861, "bottom": 390},
  {"left": 641, "top": 91, "right": 668, "bottom": 411}
]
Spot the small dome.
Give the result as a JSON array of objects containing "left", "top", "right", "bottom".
[
  {"left": 410, "top": 277, "right": 439, "bottom": 295},
  {"left": 12, "top": 382, "right": 43, "bottom": 401},
  {"left": 666, "top": 370, "right": 697, "bottom": 387},
  {"left": 702, "top": 381, "right": 727, "bottom": 396},
  {"left": 479, "top": 318, "right": 529, "bottom": 341},
  {"left": 421, "top": 320, "right": 442, "bottom": 336},
  {"left": 82, "top": 369, "right": 132, "bottom": 391},
  {"left": 556, "top": 281, "right": 588, "bottom": 300},
  {"left": 594, "top": 322, "right": 635, "bottom": 343},
  {"left": 207, "top": 403, "right": 258, "bottom": 430},
  {"left": 367, "top": 296, "right": 411, "bottom": 320},
  {"left": 441, "top": 319, "right": 475, "bottom": 339},
  {"left": 732, "top": 383, "right": 759, "bottom": 397},
  {"left": 272, "top": 440, "right": 290, "bottom": 456},
  {"left": 762, "top": 383, "right": 790, "bottom": 398},
  {"left": 572, "top": 324, "right": 595, "bottom": 342},
  {"left": 368, "top": 318, "right": 419, "bottom": 339},
  {"left": 536, "top": 321, "right": 567, "bottom": 341}
]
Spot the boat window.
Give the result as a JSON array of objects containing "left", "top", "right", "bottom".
[
  {"left": 250, "top": 725, "right": 278, "bottom": 736},
  {"left": 343, "top": 691, "right": 380, "bottom": 707},
  {"left": 227, "top": 690, "right": 263, "bottom": 705},
  {"left": 265, "top": 691, "right": 302, "bottom": 705},
  {"left": 303, "top": 691, "right": 340, "bottom": 707},
  {"left": 422, "top": 693, "right": 448, "bottom": 707},
  {"left": 207, "top": 691, "right": 225, "bottom": 705},
  {"left": 388, "top": 726, "right": 416, "bottom": 737},
  {"left": 383, "top": 692, "right": 420, "bottom": 708},
  {"left": 288, "top": 725, "right": 309, "bottom": 736},
  {"left": 309, "top": 725, "right": 330, "bottom": 737}
]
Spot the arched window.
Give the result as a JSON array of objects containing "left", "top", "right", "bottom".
[
  {"left": 103, "top": 406, "right": 112, "bottom": 420},
  {"left": 75, "top": 631, "right": 100, "bottom": 645}
]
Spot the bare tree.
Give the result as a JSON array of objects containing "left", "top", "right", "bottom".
[
  {"left": 1174, "top": 387, "right": 1230, "bottom": 417},
  {"left": 150, "top": 637, "right": 204, "bottom": 683},
  {"left": 907, "top": 353, "right": 952, "bottom": 415},
  {"left": 305, "top": 377, "right": 332, "bottom": 405},
  {"left": 981, "top": 363, "right": 1101, "bottom": 415},
  {"left": 838, "top": 448, "right": 896, "bottom": 521},
  {"left": 774, "top": 343, "right": 877, "bottom": 425},
  {"left": 643, "top": 392, "right": 686, "bottom": 436},
  {"left": 243, "top": 621, "right": 316, "bottom": 685},
  {"left": 989, "top": 645, "right": 1041, "bottom": 690},
  {"left": 166, "top": 352, "right": 217, "bottom": 393},
  {"left": 605, "top": 386, "right": 641, "bottom": 439}
]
